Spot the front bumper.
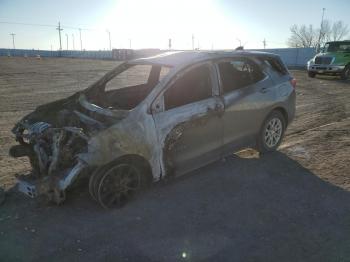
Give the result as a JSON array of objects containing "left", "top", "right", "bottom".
[
  {"left": 17, "top": 161, "right": 86, "bottom": 200},
  {"left": 307, "top": 63, "right": 345, "bottom": 73}
]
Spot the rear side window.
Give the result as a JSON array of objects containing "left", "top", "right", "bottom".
[
  {"left": 218, "top": 58, "right": 265, "bottom": 93},
  {"left": 261, "top": 57, "right": 288, "bottom": 75}
]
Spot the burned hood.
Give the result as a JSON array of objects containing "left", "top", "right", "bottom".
[
  {"left": 13, "top": 93, "right": 80, "bottom": 128},
  {"left": 12, "top": 91, "right": 129, "bottom": 140}
]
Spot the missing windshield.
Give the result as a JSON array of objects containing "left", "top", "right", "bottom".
[{"left": 88, "top": 64, "right": 171, "bottom": 110}]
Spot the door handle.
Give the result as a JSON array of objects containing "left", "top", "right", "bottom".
[
  {"left": 215, "top": 103, "right": 223, "bottom": 111},
  {"left": 207, "top": 106, "right": 215, "bottom": 113},
  {"left": 260, "top": 87, "right": 268, "bottom": 93},
  {"left": 207, "top": 103, "right": 223, "bottom": 113}
]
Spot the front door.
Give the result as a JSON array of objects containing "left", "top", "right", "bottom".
[{"left": 152, "top": 63, "right": 224, "bottom": 176}]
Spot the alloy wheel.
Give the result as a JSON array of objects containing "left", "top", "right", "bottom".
[
  {"left": 264, "top": 117, "right": 283, "bottom": 148},
  {"left": 97, "top": 164, "right": 141, "bottom": 209}
]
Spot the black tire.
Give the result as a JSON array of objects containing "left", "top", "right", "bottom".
[
  {"left": 308, "top": 71, "right": 316, "bottom": 78},
  {"left": 0, "top": 187, "right": 5, "bottom": 206},
  {"left": 89, "top": 160, "right": 149, "bottom": 209},
  {"left": 89, "top": 165, "right": 110, "bottom": 202},
  {"left": 340, "top": 65, "right": 350, "bottom": 80},
  {"left": 257, "top": 111, "right": 286, "bottom": 154}
]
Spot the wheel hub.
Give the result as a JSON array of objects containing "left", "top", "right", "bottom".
[
  {"left": 264, "top": 117, "right": 282, "bottom": 148},
  {"left": 96, "top": 164, "right": 141, "bottom": 209}
]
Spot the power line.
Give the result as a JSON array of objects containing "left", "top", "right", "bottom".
[
  {"left": 0, "top": 21, "right": 55, "bottom": 28},
  {"left": 0, "top": 20, "right": 95, "bottom": 31}
]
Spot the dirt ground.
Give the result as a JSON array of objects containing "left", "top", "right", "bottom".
[{"left": 0, "top": 57, "right": 349, "bottom": 261}]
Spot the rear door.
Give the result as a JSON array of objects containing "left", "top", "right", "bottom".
[
  {"left": 215, "top": 57, "right": 276, "bottom": 152},
  {"left": 152, "top": 62, "right": 224, "bottom": 176}
]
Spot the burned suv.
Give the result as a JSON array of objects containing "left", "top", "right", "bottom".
[{"left": 10, "top": 51, "right": 296, "bottom": 208}]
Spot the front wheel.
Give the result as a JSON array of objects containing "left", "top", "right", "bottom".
[
  {"left": 89, "top": 161, "right": 144, "bottom": 209},
  {"left": 340, "top": 65, "right": 350, "bottom": 80},
  {"left": 257, "top": 111, "right": 286, "bottom": 154},
  {"left": 308, "top": 71, "right": 316, "bottom": 78}
]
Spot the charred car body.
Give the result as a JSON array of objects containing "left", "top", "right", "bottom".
[{"left": 10, "top": 51, "right": 296, "bottom": 208}]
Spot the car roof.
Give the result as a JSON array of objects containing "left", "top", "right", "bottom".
[{"left": 129, "top": 50, "right": 279, "bottom": 67}]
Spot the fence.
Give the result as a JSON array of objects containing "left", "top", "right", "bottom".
[
  {"left": 0, "top": 47, "right": 316, "bottom": 67},
  {"left": 250, "top": 48, "right": 316, "bottom": 67},
  {"left": 0, "top": 48, "right": 113, "bottom": 59}
]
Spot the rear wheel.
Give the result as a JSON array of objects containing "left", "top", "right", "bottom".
[
  {"left": 257, "top": 111, "right": 286, "bottom": 154},
  {"left": 340, "top": 65, "right": 350, "bottom": 80},
  {"left": 308, "top": 71, "right": 316, "bottom": 78}
]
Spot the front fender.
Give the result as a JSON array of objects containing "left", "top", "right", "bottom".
[{"left": 78, "top": 123, "right": 152, "bottom": 167}]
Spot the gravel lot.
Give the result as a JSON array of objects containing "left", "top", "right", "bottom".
[{"left": 0, "top": 57, "right": 349, "bottom": 261}]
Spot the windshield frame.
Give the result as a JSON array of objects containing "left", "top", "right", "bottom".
[
  {"left": 324, "top": 42, "right": 350, "bottom": 53},
  {"left": 84, "top": 62, "right": 172, "bottom": 111}
]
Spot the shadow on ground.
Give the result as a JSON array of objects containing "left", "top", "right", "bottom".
[{"left": 1, "top": 152, "right": 350, "bottom": 262}]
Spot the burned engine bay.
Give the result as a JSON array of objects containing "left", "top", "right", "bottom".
[{"left": 9, "top": 87, "right": 130, "bottom": 203}]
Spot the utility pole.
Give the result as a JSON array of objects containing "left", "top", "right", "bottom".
[
  {"left": 263, "top": 38, "right": 267, "bottom": 49},
  {"left": 72, "top": 34, "right": 75, "bottom": 50},
  {"left": 129, "top": 39, "right": 132, "bottom": 49},
  {"left": 237, "top": 38, "right": 242, "bottom": 47},
  {"left": 79, "top": 28, "right": 83, "bottom": 51},
  {"left": 106, "top": 30, "right": 112, "bottom": 50},
  {"left": 56, "top": 22, "right": 63, "bottom": 50},
  {"left": 10, "top": 33, "right": 16, "bottom": 49},
  {"left": 192, "top": 34, "right": 194, "bottom": 50},
  {"left": 317, "top": 8, "right": 326, "bottom": 51},
  {"left": 65, "top": 34, "right": 69, "bottom": 50},
  {"left": 168, "top": 38, "right": 172, "bottom": 50}
]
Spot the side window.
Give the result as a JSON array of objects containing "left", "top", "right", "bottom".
[
  {"left": 218, "top": 58, "right": 264, "bottom": 93},
  {"left": 261, "top": 57, "right": 288, "bottom": 75},
  {"left": 164, "top": 65, "right": 212, "bottom": 110}
]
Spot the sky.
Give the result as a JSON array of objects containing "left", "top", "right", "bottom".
[{"left": 0, "top": 0, "right": 349, "bottom": 50}]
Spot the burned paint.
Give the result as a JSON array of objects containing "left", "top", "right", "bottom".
[
  {"left": 162, "top": 113, "right": 217, "bottom": 177},
  {"left": 9, "top": 61, "right": 162, "bottom": 204}
]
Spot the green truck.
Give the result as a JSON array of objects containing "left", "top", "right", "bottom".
[{"left": 307, "top": 40, "right": 350, "bottom": 80}]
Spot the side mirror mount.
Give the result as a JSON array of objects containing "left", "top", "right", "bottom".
[{"left": 150, "top": 96, "right": 164, "bottom": 114}]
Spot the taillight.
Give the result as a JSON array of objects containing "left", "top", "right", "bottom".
[{"left": 290, "top": 78, "right": 297, "bottom": 89}]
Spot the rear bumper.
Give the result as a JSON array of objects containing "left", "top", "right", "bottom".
[{"left": 307, "top": 63, "right": 345, "bottom": 73}]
